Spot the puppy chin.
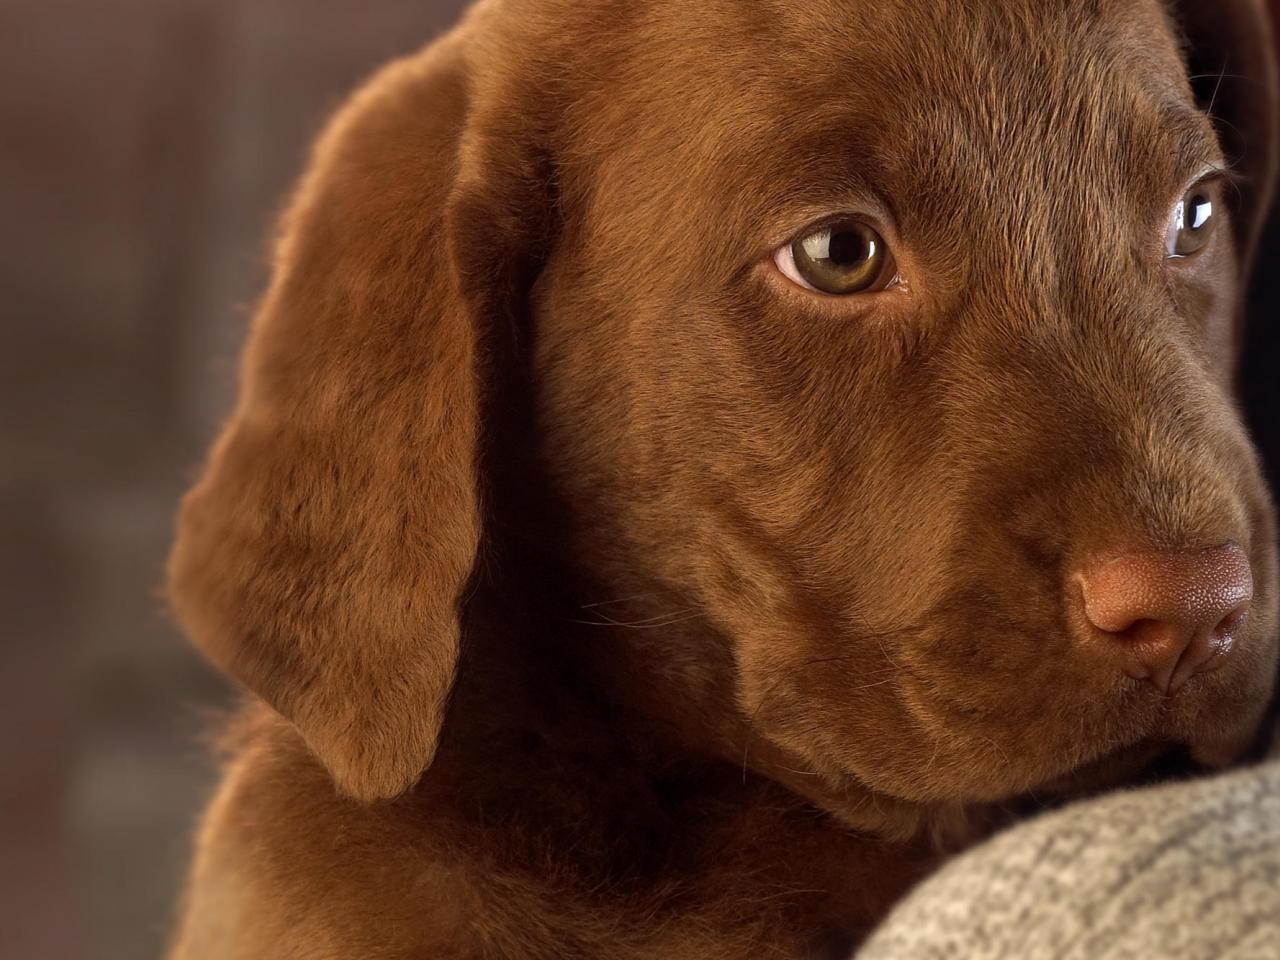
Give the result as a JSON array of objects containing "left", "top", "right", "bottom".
[{"left": 1031, "top": 741, "right": 1173, "bottom": 798}]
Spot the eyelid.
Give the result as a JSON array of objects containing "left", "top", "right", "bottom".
[
  {"left": 748, "top": 190, "right": 899, "bottom": 259},
  {"left": 1187, "top": 159, "right": 1236, "bottom": 186},
  {"left": 762, "top": 208, "right": 901, "bottom": 266},
  {"left": 1174, "top": 165, "right": 1234, "bottom": 211},
  {"left": 780, "top": 205, "right": 895, "bottom": 246},
  {"left": 1185, "top": 162, "right": 1222, "bottom": 186}
]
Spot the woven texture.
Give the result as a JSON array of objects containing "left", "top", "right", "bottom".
[{"left": 858, "top": 759, "right": 1280, "bottom": 959}]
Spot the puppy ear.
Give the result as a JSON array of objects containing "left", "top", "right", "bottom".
[
  {"left": 1168, "top": 0, "right": 1278, "bottom": 267},
  {"left": 168, "top": 40, "right": 549, "bottom": 802}
]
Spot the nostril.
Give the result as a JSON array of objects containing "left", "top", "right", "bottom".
[
  {"left": 1076, "top": 541, "right": 1253, "bottom": 693},
  {"left": 1215, "top": 606, "right": 1248, "bottom": 636}
]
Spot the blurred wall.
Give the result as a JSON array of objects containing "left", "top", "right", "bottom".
[
  {"left": 1, "top": 3, "right": 1277, "bottom": 960},
  {"left": 1, "top": 3, "right": 466, "bottom": 958}
]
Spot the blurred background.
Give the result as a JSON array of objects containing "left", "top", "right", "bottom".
[
  {"left": 1, "top": 2, "right": 1276, "bottom": 959},
  {"left": 2, "top": 3, "right": 469, "bottom": 958}
]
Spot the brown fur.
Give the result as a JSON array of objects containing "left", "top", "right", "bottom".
[{"left": 167, "top": 1, "right": 1280, "bottom": 956}]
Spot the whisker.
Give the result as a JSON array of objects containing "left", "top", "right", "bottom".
[
  {"left": 772, "top": 764, "right": 823, "bottom": 778},
  {"left": 568, "top": 611, "right": 700, "bottom": 629},
  {"left": 579, "top": 595, "right": 659, "bottom": 609},
  {"left": 1185, "top": 72, "right": 1248, "bottom": 84},
  {"left": 1205, "top": 60, "right": 1228, "bottom": 120}
]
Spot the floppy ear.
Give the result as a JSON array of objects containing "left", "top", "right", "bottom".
[
  {"left": 1167, "top": 0, "right": 1278, "bottom": 268},
  {"left": 168, "top": 34, "right": 553, "bottom": 802}
]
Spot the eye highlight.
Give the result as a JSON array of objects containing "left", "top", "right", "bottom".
[
  {"left": 1165, "top": 181, "right": 1218, "bottom": 258},
  {"left": 774, "top": 217, "right": 897, "bottom": 295}
]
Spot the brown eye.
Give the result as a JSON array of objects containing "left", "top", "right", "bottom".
[
  {"left": 775, "top": 218, "right": 894, "bottom": 295},
  {"left": 1165, "top": 183, "right": 1217, "bottom": 258}
]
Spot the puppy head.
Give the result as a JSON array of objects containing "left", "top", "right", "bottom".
[
  {"left": 536, "top": 0, "right": 1280, "bottom": 820},
  {"left": 170, "top": 0, "right": 1279, "bottom": 827}
]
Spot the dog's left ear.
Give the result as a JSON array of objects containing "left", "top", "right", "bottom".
[
  {"left": 167, "top": 33, "right": 556, "bottom": 802},
  {"left": 1167, "top": 0, "right": 1278, "bottom": 269}
]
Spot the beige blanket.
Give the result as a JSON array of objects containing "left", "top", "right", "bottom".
[{"left": 859, "top": 758, "right": 1280, "bottom": 959}]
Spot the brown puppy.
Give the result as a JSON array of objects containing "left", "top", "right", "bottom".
[{"left": 167, "top": 1, "right": 1280, "bottom": 956}]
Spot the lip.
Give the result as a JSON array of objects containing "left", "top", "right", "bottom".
[{"left": 1035, "top": 695, "right": 1273, "bottom": 797}]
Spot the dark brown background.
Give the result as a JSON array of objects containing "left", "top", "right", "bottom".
[{"left": 1, "top": 3, "right": 1276, "bottom": 959}]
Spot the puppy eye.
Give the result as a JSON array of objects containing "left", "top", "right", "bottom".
[
  {"left": 1165, "top": 182, "right": 1217, "bottom": 258},
  {"left": 774, "top": 218, "right": 896, "bottom": 295}
]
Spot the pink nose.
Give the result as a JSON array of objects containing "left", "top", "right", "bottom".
[{"left": 1079, "top": 542, "right": 1252, "bottom": 695}]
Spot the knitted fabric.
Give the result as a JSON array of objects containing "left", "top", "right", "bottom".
[{"left": 858, "top": 758, "right": 1280, "bottom": 959}]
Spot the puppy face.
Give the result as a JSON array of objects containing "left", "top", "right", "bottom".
[{"left": 531, "top": 0, "right": 1279, "bottom": 812}]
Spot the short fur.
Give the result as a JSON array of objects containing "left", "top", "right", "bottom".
[{"left": 167, "top": 1, "right": 1280, "bottom": 956}]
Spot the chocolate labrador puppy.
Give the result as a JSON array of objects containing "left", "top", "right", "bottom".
[{"left": 167, "top": 0, "right": 1279, "bottom": 956}]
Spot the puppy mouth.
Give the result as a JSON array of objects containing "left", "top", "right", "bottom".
[
  {"left": 874, "top": 643, "right": 1274, "bottom": 803},
  {"left": 1037, "top": 711, "right": 1269, "bottom": 799},
  {"left": 760, "top": 652, "right": 1274, "bottom": 837},
  {"left": 1029, "top": 740, "right": 1176, "bottom": 798},
  {"left": 1005, "top": 673, "right": 1274, "bottom": 800}
]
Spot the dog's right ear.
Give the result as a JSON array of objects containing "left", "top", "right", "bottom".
[{"left": 167, "top": 30, "right": 555, "bottom": 802}]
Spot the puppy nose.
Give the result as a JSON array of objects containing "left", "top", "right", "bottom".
[{"left": 1079, "top": 542, "right": 1252, "bottom": 694}]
